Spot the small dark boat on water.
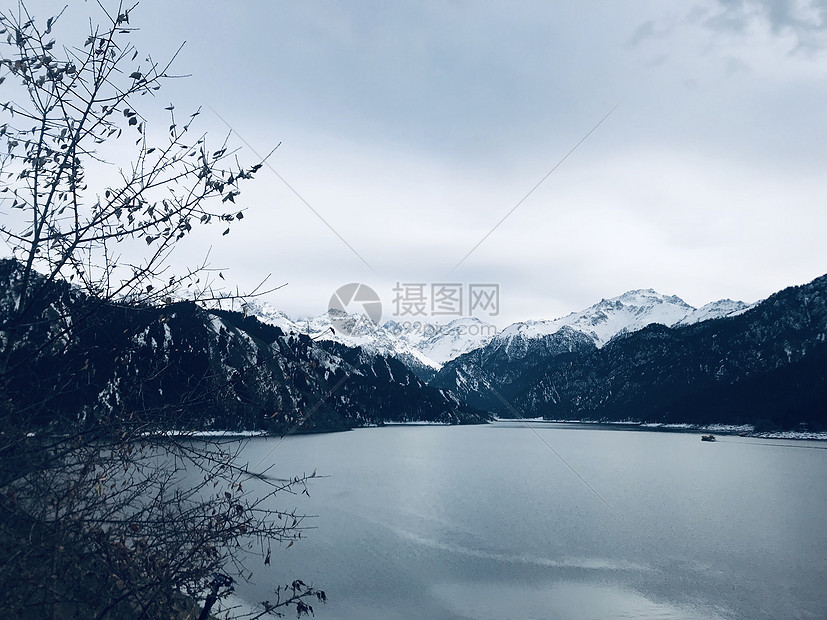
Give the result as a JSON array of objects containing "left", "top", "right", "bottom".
[{"left": 701, "top": 434, "right": 716, "bottom": 442}]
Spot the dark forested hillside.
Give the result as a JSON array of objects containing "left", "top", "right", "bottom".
[
  {"left": 6, "top": 259, "right": 824, "bottom": 434},
  {"left": 0, "top": 260, "right": 486, "bottom": 435},
  {"left": 514, "top": 274, "right": 827, "bottom": 430},
  {"left": 431, "top": 326, "right": 597, "bottom": 413}
]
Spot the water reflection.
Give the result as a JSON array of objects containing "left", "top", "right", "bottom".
[{"left": 226, "top": 423, "right": 827, "bottom": 619}]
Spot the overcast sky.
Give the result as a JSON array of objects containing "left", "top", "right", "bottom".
[{"left": 13, "top": 0, "right": 827, "bottom": 326}]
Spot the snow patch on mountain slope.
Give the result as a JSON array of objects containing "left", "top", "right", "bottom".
[
  {"left": 386, "top": 317, "right": 497, "bottom": 365},
  {"left": 245, "top": 301, "right": 449, "bottom": 369},
  {"left": 495, "top": 289, "right": 757, "bottom": 349},
  {"left": 497, "top": 289, "right": 694, "bottom": 348},
  {"left": 246, "top": 288, "right": 754, "bottom": 369},
  {"left": 677, "top": 299, "right": 754, "bottom": 325},
  {"left": 242, "top": 303, "right": 298, "bottom": 333}
]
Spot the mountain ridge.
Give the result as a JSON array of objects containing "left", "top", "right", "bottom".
[
  {"left": 0, "top": 259, "right": 486, "bottom": 435},
  {"left": 5, "top": 255, "right": 823, "bottom": 433},
  {"left": 247, "top": 288, "right": 754, "bottom": 373},
  {"left": 513, "top": 273, "right": 827, "bottom": 430}
]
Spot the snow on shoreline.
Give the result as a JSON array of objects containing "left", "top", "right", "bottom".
[
  {"left": 641, "top": 422, "right": 827, "bottom": 439},
  {"left": 640, "top": 422, "right": 755, "bottom": 433},
  {"left": 503, "top": 419, "right": 826, "bottom": 440},
  {"left": 362, "top": 421, "right": 452, "bottom": 427},
  {"left": 141, "top": 422, "right": 827, "bottom": 441},
  {"left": 143, "top": 430, "right": 268, "bottom": 438},
  {"left": 750, "top": 430, "right": 827, "bottom": 440}
]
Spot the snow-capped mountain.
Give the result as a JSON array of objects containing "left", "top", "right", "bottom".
[
  {"left": 495, "top": 289, "right": 749, "bottom": 350},
  {"left": 247, "top": 289, "right": 752, "bottom": 378},
  {"left": 513, "top": 275, "right": 827, "bottom": 430},
  {"left": 431, "top": 288, "right": 757, "bottom": 414},
  {"left": 244, "top": 302, "right": 497, "bottom": 378},
  {"left": 6, "top": 252, "right": 824, "bottom": 432},
  {"left": 386, "top": 317, "right": 497, "bottom": 365},
  {"left": 677, "top": 299, "right": 753, "bottom": 325},
  {"left": 0, "top": 259, "right": 486, "bottom": 433},
  {"left": 246, "top": 302, "right": 432, "bottom": 372}
]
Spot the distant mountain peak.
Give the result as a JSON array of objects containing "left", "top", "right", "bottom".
[
  {"left": 497, "top": 288, "right": 738, "bottom": 349},
  {"left": 677, "top": 299, "right": 753, "bottom": 326},
  {"left": 244, "top": 301, "right": 497, "bottom": 373},
  {"left": 246, "top": 287, "right": 753, "bottom": 375}
]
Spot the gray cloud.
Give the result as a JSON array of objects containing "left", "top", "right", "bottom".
[
  {"left": 627, "top": 19, "right": 675, "bottom": 48},
  {"left": 9, "top": 0, "right": 827, "bottom": 326},
  {"left": 708, "top": 0, "right": 827, "bottom": 49}
]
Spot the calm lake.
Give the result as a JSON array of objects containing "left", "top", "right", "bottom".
[{"left": 229, "top": 422, "right": 827, "bottom": 619}]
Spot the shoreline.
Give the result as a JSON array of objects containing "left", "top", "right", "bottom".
[
  {"left": 144, "top": 419, "right": 827, "bottom": 442},
  {"left": 495, "top": 418, "right": 827, "bottom": 441}
]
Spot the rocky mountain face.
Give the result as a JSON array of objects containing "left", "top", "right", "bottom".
[
  {"left": 495, "top": 289, "right": 697, "bottom": 347},
  {"left": 245, "top": 301, "right": 497, "bottom": 380},
  {"left": 430, "top": 327, "right": 598, "bottom": 412},
  {"left": 432, "top": 288, "right": 752, "bottom": 414},
  {"left": 515, "top": 275, "right": 827, "bottom": 430},
  {"left": 677, "top": 299, "right": 752, "bottom": 326},
  {"left": 246, "top": 289, "right": 747, "bottom": 389},
  {"left": 385, "top": 317, "right": 498, "bottom": 366},
  {"left": 0, "top": 260, "right": 486, "bottom": 435},
  {"left": 5, "top": 256, "right": 822, "bottom": 433}
]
